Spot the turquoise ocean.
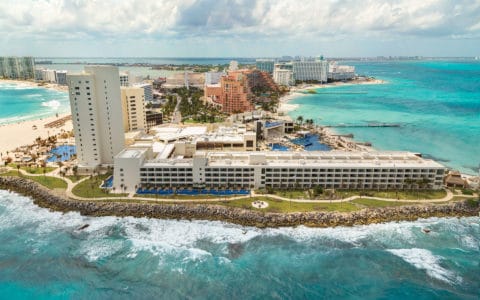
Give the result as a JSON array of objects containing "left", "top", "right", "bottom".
[
  {"left": 1, "top": 60, "right": 479, "bottom": 298},
  {"left": 0, "top": 190, "right": 479, "bottom": 299},
  {"left": 0, "top": 82, "right": 69, "bottom": 125},
  {"left": 289, "top": 60, "right": 480, "bottom": 175}
]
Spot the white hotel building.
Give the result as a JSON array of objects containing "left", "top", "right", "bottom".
[
  {"left": 292, "top": 60, "right": 328, "bottom": 83},
  {"left": 67, "top": 66, "right": 125, "bottom": 171},
  {"left": 121, "top": 86, "right": 147, "bottom": 132},
  {"left": 113, "top": 149, "right": 445, "bottom": 193}
]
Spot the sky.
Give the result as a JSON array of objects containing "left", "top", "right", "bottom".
[{"left": 0, "top": 0, "right": 479, "bottom": 58}]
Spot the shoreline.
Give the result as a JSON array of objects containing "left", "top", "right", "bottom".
[
  {"left": 0, "top": 112, "right": 72, "bottom": 155},
  {"left": 1, "top": 176, "right": 478, "bottom": 228},
  {"left": 0, "top": 79, "right": 72, "bottom": 155},
  {"left": 278, "top": 78, "right": 386, "bottom": 114},
  {"left": 0, "top": 78, "right": 68, "bottom": 93}
]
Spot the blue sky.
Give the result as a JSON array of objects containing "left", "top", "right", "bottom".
[{"left": 1, "top": 0, "right": 479, "bottom": 57}]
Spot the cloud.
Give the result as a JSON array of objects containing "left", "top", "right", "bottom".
[{"left": 0, "top": 0, "right": 479, "bottom": 56}]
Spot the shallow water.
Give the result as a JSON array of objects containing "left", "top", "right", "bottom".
[
  {"left": 0, "top": 82, "right": 69, "bottom": 125},
  {"left": 289, "top": 60, "right": 480, "bottom": 174}
]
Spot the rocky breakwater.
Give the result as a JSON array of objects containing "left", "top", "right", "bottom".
[{"left": 1, "top": 176, "right": 479, "bottom": 228}]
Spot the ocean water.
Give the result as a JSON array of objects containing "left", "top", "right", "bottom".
[
  {"left": 289, "top": 60, "right": 480, "bottom": 175},
  {"left": 0, "top": 82, "right": 69, "bottom": 125},
  {"left": 0, "top": 190, "right": 479, "bottom": 299}
]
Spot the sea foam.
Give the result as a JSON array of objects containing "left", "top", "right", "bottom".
[{"left": 388, "top": 248, "right": 460, "bottom": 284}]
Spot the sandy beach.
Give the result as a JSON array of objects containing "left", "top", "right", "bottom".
[
  {"left": 278, "top": 78, "right": 386, "bottom": 113},
  {"left": 0, "top": 79, "right": 68, "bottom": 92},
  {"left": 0, "top": 113, "right": 72, "bottom": 156},
  {"left": 0, "top": 79, "right": 72, "bottom": 157},
  {"left": 276, "top": 79, "right": 388, "bottom": 152}
]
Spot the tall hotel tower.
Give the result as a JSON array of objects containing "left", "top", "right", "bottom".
[{"left": 67, "top": 66, "right": 125, "bottom": 171}]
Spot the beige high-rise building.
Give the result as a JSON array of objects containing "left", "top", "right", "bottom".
[
  {"left": 121, "top": 86, "right": 146, "bottom": 132},
  {"left": 67, "top": 66, "right": 125, "bottom": 171}
]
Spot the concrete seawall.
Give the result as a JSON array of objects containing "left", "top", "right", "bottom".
[{"left": 1, "top": 177, "right": 478, "bottom": 228}]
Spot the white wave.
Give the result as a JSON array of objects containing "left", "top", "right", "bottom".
[
  {"left": 1, "top": 190, "right": 478, "bottom": 268},
  {"left": 41, "top": 100, "right": 61, "bottom": 109},
  {"left": 460, "top": 235, "right": 479, "bottom": 251},
  {"left": 388, "top": 248, "right": 460, "bottom": 284},
  {"left": 25, "top": 93, "right": 43, "bottom": 98}
]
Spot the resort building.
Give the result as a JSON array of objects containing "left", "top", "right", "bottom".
[
  {"left": 0, "top": 56, "right": 35, "bottom": 79},
  {"left": 164, "top": 72, "right": 205, "bottom": 89},
  {"left": 257, "top": 119, "right": 295, "bottom": 140},
  {"left": 121, "top": 86, "right": 147, "bottom": 132},
  {"left": 205, "top": 71, "right": 253, "bottom": 113},
  {"left": 292, "top": 59, "right": 328, "bottom": 83},
  {"left": 55, "top": 70, "right": 68, "bottom": 85},
  {"left": 119, "top": 72, "right": 130, "bottom": 87},
  {"left": 41, "top": 69, "right": 57, "bottom": 83},
  {"left": 204, "top": 69, "right": 278, "bottom": 114},
  {"left": 67, "top": 66, "right": 125, "bottom": 172},
  {"left": 273, "top": 67, "right": 294, "bottom": 86},
  {"left": 113, "top": 149, "right": 446, "bottom": 193},
  {"left": 256, "top": 59, "right": 275, "bottom": 73},
  {"left": 229, "top": 60, "right": 239, "bottom": 71},
  {"left": 134, "top": 83, "right": 153, "bottom": 102},
  {"left": 205, "top": 71, "right": 226, "bottom": 85},
  {"left": 145, "top": 110, "right": 163, "bottom": 129},
  {"left": 328, "top": 62, "right": 356, "bottom": 81}
]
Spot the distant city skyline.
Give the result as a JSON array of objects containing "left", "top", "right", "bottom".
[{"left": 1, "top": 0, "right": 479, "bottom": 58}]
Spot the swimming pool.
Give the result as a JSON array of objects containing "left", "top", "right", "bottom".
[
  {"left": 270, "top": 143, "right": 290, "bottom": 151},
  {"left": 136, "top": 188, "right": 250, "bottom": 196},
  {"left": 46, "top": 145, "right": 76, "bottom": 162},
  {"left": 101, "top": 176, "right": 114, "bottom": 188},
  {"left": 291, "top": 134, "right": 331, "bottom": 151}
]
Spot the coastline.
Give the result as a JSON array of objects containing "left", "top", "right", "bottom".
[
  {"left": 0, "top": 113, "right": 72, "bottom": 155},
  {"left": 0, "top": 78, "right": 68, "bottom": 93},
  {"left": 278, "top": 79, "right": 385, "bottom": 152},
  {"left": 278, "top": 78, "right": 386, "bottom": 114},
  {"left": 0, "top": 79, "right": 72, "bottom": 155},
  {"left": 1, "top": 176, "right": 478, "bottom": 228}
]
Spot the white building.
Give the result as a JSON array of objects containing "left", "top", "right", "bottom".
[
  {"left": 133, "top": 83, "right": 153, "bottom": 102},
  {"left": 256, "top": 59, "right": 275, "bottom": 73},
  {"left": 0, "top": 56, "right": 35, "bottom": 79},
  {"left": 328, "top": 62, "right": 355, "bottom": 81},
  {"left": 273, "top": 68, "right": 294, "bottom": 86},
  {"left": 229, "top": 60, "right": 239, "bottom": 71},
  {"left": 113, "top": 149, "right": 446, "bottom": 193},
  {"left": 67, "top": 66, "right": 126, "bottom": 172},
  {"left": 55, "top": 70, "right": 68, "bottom": 85},
  {"left": 41, "top": 69, "right": 57, "bottom": 83},
  {"left": 205, "top": 71, "right": 225, "bottom": 85},
  {"left": 292, "top": 60, "right": 328, "bottom": 83},
  {"left": 119, "top": 72, "right": 130, "bottom": 87},
  {"left": 121, "top": 86, "right": 147, "bottom": 132}
]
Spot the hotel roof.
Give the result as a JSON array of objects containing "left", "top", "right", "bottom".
[{"left": 142, "top": 151, "right": 445, "bottom": 169}]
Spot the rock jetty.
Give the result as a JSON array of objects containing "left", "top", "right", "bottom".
[{"left": 1, "top": 177, "right": 479, "bottom": 228}]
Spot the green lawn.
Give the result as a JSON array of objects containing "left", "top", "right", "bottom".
[
  {"left": 268, "top": 189, "right": 447, "bottom": 201},
  {"left": 335, "top": 189, "right": 447, "bottom": 200},
  {"left": 273, "top": 190, "right": 309, "bottom": 199},
  {"left": 214, "top": 197, "right": 359, "bottom": 213},
  {"left": 0, "top": 171, "right": 67, "bottom": 189},
  {"left": 66, "top": 175, "right": 87, "bottom": 183},
  {"left": 8, "top": 164, "right": 57, "bottom": 174},
  {"left": 71, "top": 174, "right": 127, "bottom": 198},
  {"left": 352, "top": 198, "right": 416, "bottom": 208}
]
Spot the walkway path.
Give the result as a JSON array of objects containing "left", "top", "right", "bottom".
[{"left": 6, "top": 167, "right": 478, "bottom": 205}]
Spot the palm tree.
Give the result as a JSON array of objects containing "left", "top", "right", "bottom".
[{"left": 296, "top": 115, "right": 304, "bottom": 126}]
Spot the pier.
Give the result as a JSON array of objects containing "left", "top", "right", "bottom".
[{"left": 324, "top": 123, "right": 400, "bottom": 128}]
